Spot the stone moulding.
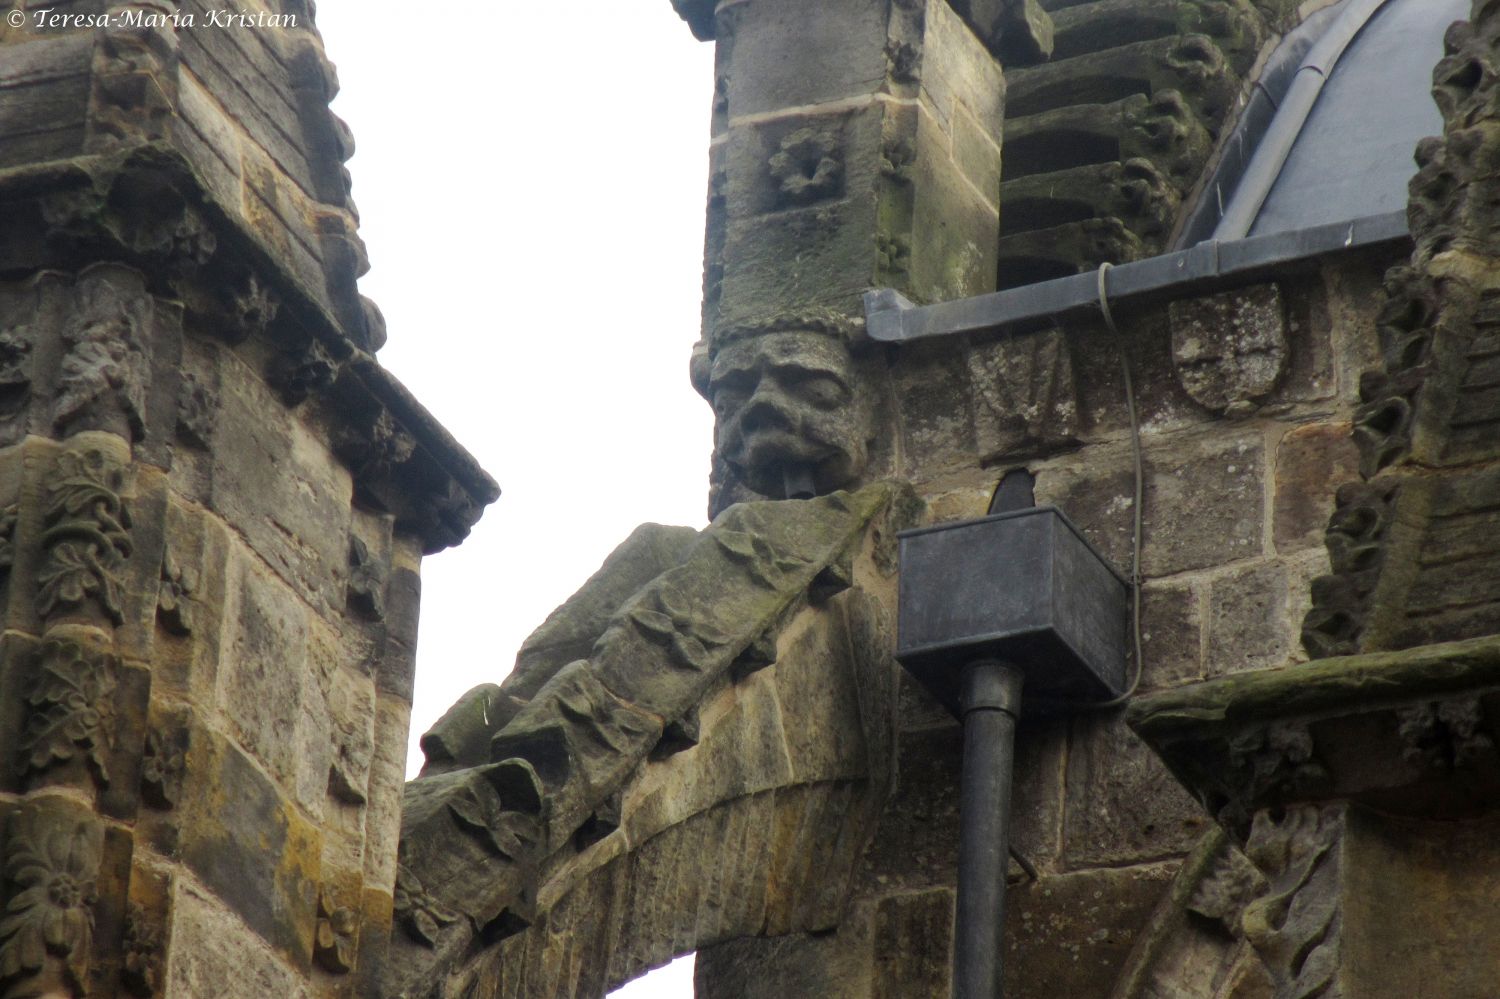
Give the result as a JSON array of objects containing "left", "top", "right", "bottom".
[
  {"left": 385, "top": 484, "right": 906, "bottom": 997},
  {"left": 1127, "top": 634, "right": 1500, "bottom": 829},
  {"left": 0, "top": 147, "right": 498, "bottom": 551}
]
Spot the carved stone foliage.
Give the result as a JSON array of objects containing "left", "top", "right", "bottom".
[
  {"left": 346, "top": 536, "right": 386, "bottom": 622},
  {"left": 390, "top": 487, "right": 898, "bottom": 992},
  {"left": 132, "top": 204, "right": 216, "bottom": 271},
  {"left": 707, "top": 317, "right": 869, "bottom": 499},
  {"left": 121, "top": 903, "right": 163, "bottom": 997},
  {"left": 0, "top": 326, "right": 33, "bottom": 420},
  {"left": 1241, "top": 805, "right": 1345, "bottom": 999},
  {"left": 214, "top": 273, "right": 281, "bottom": 347},
  {"left": 998, "top": 17, "right": 1252, "bottom": 288},
  {"left": 269, "top": 339, "right": 341, "bottom": 406},
  {"left": 335, "top": 408, "right": 416, "bottom": 487},
  {"left": 140, "top": 726, "right": 186, "bottom": 811},
  {"left": 393, "top": 864, "right": 459, "bottom": 949},
  {"left": 1302, "top": 479, "right": 1400, "bottom": 659},
  {"left": 88, "top": 4, "right": 180, "bottom": 149},
  {"left": 39, "top": 445, "right": 133, "bottom": 626},
  {"left": 1350, "top": 267, "right": 1438, "bottom": 479},
  {"left": 1186, "top": 840, "right": 1267, "bottom": 935},
  {"left": 1169, "top": 284, "right": 1288, "bottom": 416},
  {"left": 767, "top": 127, "right": 844, "bottom": 208},
  {"left": 1223, "top": 721, "right": 1329, "bottom": 820},
  {"left": 175, "top": 372, "right": 216, "bottom": 450},
  {"left": 968, "top": 327, "right": 1079, "bottom": 459},
  {"left": 55, "top": 269, "right": 153, "bottom": 439},
  {"left": 156, "top": 547, "right": 196, "bottom": 635},
  {"left": 19, "top": 640, "right": 117, "bottom": 790},
  {"left": 314, "top": 890, "right": 358, "bottom": 975},
  {"left": 0, "top": 800, "right": 104, "bottom": 999},
  {"left": 1395, "top": 698, "right": 1495, "bottom": 772}
]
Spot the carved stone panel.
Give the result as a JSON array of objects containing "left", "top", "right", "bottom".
[
  {"left": 968, "top": 327, "right": 1079, "bottom": 460},
  {"left": 1169, "top": 284, "right": 1288, "bottom": 416},
  {"left": 55, "top": 267, "right": 155, "bottom": 440},
  {"left": 0, "top": 798, "right": 105, "bottom": 999}
]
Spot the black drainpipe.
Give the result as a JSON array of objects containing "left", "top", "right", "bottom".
[{"left": 896, "top": 481, "right": 1129, "bottom": 997}]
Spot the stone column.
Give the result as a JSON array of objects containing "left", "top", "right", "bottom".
[
  {"left": 674, "top": 0, "right": 1034, "bottom": 511},
  {"left": 0, "top": 5, "right": 496, "bottom": 997}
]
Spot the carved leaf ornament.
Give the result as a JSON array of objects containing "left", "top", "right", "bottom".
[
  {"left": 20, "top": 641, "right": 116, "bottom": 786},
  {"left": 393, "top": 865, "right": 459, "bottom": 948},
  {"left": 38, "top": 450, "right": 132, "bottom": 624}
]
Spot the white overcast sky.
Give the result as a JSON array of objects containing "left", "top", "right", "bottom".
[{"left": 314, "top": 2, "right": 715, "bottom": 994}]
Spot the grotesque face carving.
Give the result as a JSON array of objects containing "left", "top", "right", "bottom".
[{"left": 709, "top": 331, "right": 868, "bottom": 499}]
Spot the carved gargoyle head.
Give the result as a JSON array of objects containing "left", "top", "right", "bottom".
[{"left": 708, "top": 317, "right": 869, "bottom": 499}]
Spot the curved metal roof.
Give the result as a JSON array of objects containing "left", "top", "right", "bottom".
[{"left": 1181, "top": 0, "right": 1467, "bottom": 246}]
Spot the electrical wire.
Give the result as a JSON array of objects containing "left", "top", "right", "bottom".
[{"left": 1090, "top": 261, "right": 1145, "bottom": 709}]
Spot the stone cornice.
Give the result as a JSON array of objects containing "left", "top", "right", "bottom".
[
  {"left": 1128, "top": 636, "right": 1500, "bottom": 832},
  {"left": 0, "top": 145, "right": 499, "bottom": 552}
]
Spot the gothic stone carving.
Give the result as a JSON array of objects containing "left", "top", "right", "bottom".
[
  {"left": 1303, "top": 479, "right": 1400, "bottom": 659},
  {"left": 175, "top": 371, "right": 216, "bottom": 450},
  {"left": 39, "top": 445, "right": 133, "bottom": 626},
  {"left": 121, "top": 903, "right": 163, "bottom": 997},
  {"left": 767, "top": 127, "right": 844, "bottom": 208},
  {"left": 1169, "top": 284, "right": 1288, "bottom": 416},
  {"left": 391, "top": 487, "right": 898, "bottom": 988},
  {"left": 346, "top": 536, "right": 386, "bottom": 622},
  {"left": 140, "top": 726, "right": 186, "bottom": 811},
  {"left": 1241, "top": 805, "right": 1345, "bottom": 999},
  {"left": 19, "top": 640, "right": 117, "bottom": 789},
  {"left": 314, "top": 890, "right": 358, "bottom": 975},
  {"left": 55, "top": 268, "right": 153, "bottom": 439},
  {"left": 1223, "top": 721, "right": 1329, "bottom": 821},
  {"left": 269, "top": 339, "right": 341, "bottom": 406},
  {"left": 708, "top": 318, "right": 870, "bottom": 499},
  {"left": 1395, "top": 697, "right": 1495, "bottom": 772},
  {"left": 0, "top": 800, "right": 104, "bottom": 999},
  {"left": 0, "top": 325, "right": 33, "bottom": 420},
  {"left": 1350, "top": 267, "right": 1438, "bottom": 478},
  {"left": 156, "top": 547, "right": 196, "bottom": 635},
  {"left": 335, "top": 408, "right": 416, "bottom": 487},
  {"left": 392, "top": 864, "right": 460, "bottom": 949},
  {"left": 88, "top": 5, "right": 180, "bottom": 149},
  {"left": 968, "top": 326, "right": 1079, "bottom": 459}
]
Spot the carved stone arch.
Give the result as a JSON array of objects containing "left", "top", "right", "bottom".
[
  {"left": 384, "top": 486, "right": 914, "bottom": 998},
  {"left": 438, "top": 579, "right": 899, "bottom": 999}
]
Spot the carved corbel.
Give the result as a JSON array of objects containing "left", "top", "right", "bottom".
[{"left": 268, "top": 339, "right": 341, "bottom": 407}]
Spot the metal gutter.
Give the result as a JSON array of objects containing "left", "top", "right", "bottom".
[
  {"left": 864, "top": 209, "right": 1408, "bottom": 344},
  {"left": 1212, "top": 0, "right": 1394, "bottom": 241}
]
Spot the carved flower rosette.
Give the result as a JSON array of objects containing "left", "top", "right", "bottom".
[{"left": 0, "top": 803, "right": 102, "bottom": 996}]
